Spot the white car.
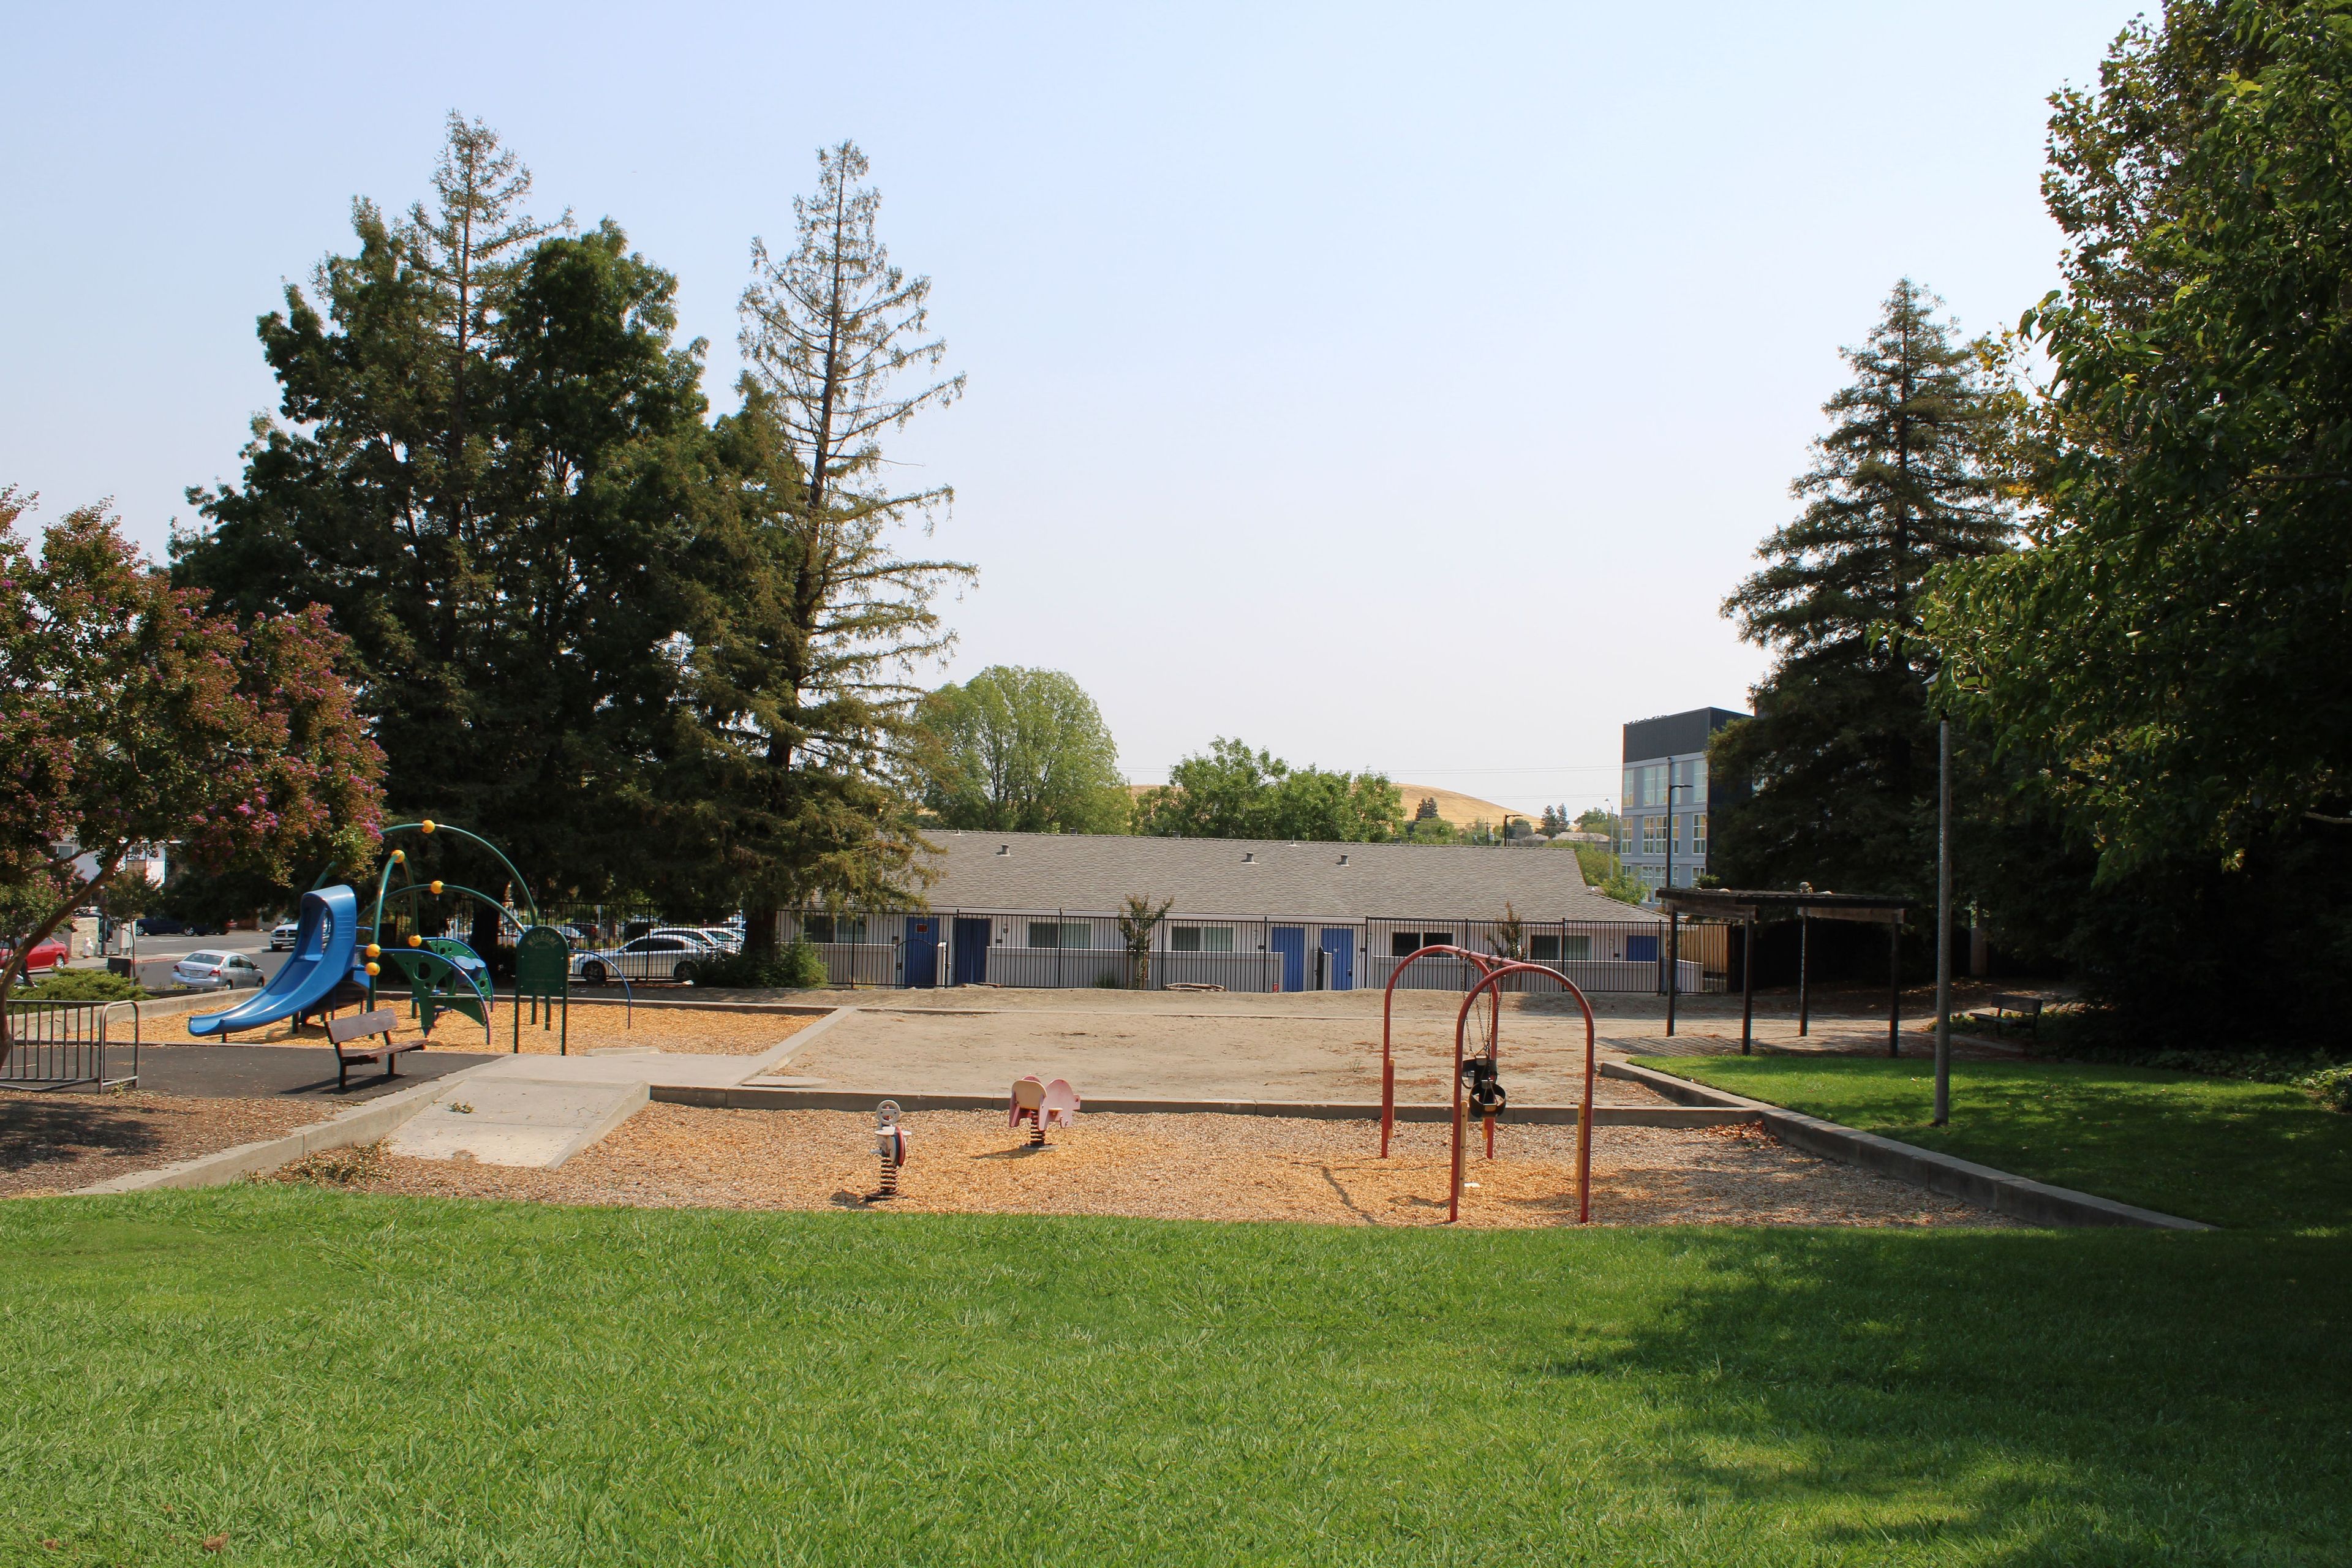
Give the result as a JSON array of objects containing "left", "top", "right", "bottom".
[
  {"left": 268, "top": 920, "right": 302, "bottom": 951},
  {"left": 570, "top": 934, "right": 710, "bottom": 986},
  {"left": 651, "top": 925, "right": 740, "bottom": 953},
  {"left": 173, "top": 951, "right": 268, "bottom": 991}
]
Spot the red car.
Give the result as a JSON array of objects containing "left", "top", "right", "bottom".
[{"left": 0, "top": 937, "right": 69, "bottom": 975}]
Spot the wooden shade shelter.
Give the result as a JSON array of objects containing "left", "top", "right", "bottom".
[{"left": 1654, "top": 888, "right": 1913, "bottom": 1055}]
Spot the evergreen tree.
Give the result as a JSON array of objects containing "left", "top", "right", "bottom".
[
  {"left": 1713, "top": 280, "right": 2018, "bottom": 897},
  {"left": 175, "top": 121, "right": 719, "bottom": 913},
  {"left": 910, "top": 667, "right": 1129, "bottom": 834},
  {"left": 711, "top": 142, "right": 974, "bottom": 949}
]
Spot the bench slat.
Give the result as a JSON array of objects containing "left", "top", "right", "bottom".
[{"left": 328, "top": 1008, "right": 402, "bottom": 1046}]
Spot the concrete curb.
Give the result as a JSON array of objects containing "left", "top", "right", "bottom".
[
  {"left": 70, "top": 1060, "right": 508, "bottom": 1194},
  {"left": 647, "top": 1082, "right": 1755, "bottom": 1128},
  {"left": 741, "top": 1006, "right": 853, "bottom": 1077},
  {"left": 1604, "top": 1061, "right": 2212, "bottom": 1231}
]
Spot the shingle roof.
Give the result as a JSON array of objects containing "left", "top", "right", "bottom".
[{"left": 916, "top": 831, "right": 1653, "bottom": 924}]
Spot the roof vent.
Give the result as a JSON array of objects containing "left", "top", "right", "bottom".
[
  {"left": 1337, "top": 853, "right": 1350, "bottom": 865},
  {"left": 997, "top": 844, "right": 1011, "bottom": 856},
  {"left": 1241, "top": 851, "right": 1255, "bottom": 863}
]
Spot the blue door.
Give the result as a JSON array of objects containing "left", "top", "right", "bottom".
[
  {"left": 952, "top": 918, "right": 992, "bottom": 986},
  {"left": 1318, "top": 927, "right": 1356, "bottom": 991},
  {"left": 904, "top": 916, "right": 940, "bottom": 988},
  {"left": 1626, "top": 933, "right": 1659, "bottom": 965},
  {"left": 1270, "top": 926, "right": 1308, "bottom": 992}
]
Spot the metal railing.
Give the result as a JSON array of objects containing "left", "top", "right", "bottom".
[{"left": 2, "top": 1000, "right": 138, "bottom": 1090}]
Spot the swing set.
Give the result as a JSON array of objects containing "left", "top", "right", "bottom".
[{"left": 1378, "top": 944, "right": 1599, "bottom": 1224}]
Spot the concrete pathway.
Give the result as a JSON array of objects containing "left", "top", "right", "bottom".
[{"left": 382, "top": 1030, "right": 823, "bottom": 1169}]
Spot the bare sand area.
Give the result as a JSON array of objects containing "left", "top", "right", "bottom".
[
  {"left": 334, "top": 1104, "right": 2006, "bottom": 1229},
  {"left": 178, "top": 1001, "right": 813, "bottom": 1058},
  {"left": 1, "top": 1090, "right": 335, "bottom": 1198}
]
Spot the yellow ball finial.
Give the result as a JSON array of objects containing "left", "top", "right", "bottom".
[
  {"left": 391, "top": 850, "right": 405, "bottom": 864},
  {"left": 407, "top": 934, "right": 423, "bottom": 948},
  {"left": 429, "top": 880, "right": 444, "bottom": 895},
  {"left": 420, "top": 819, "right": 435, "bottom": 834},
  {"left": 365, "top": 943, "right": 381, "bottom": 959},
  {"left": 364, "top": 962, "right": 380, "bottom": 977}
]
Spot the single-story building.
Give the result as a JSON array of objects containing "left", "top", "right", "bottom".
[{"left": 781, "top": 831, "right": 1716, "bottom": 993}]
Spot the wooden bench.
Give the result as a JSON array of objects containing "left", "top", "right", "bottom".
[
  {"left": 1966, "top": 993, "right": 2044, "bottom": 1037},
  {"left": 327, "top": 1008, "right": 423, "bottom": 1090}
]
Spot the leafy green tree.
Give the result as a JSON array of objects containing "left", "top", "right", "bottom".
[
  {"left": 174, "top": 120, "right": 713, "bottom": 925},
  {"left": 910, "top": 666, "right": 1128, "bottom": 834},
  {"left": 1921, "top": 1, "right": 2352, "bottom": 1028},
  {"left": 1572, "top": 845, "right": 1648, "bottom": 907},
  {"left": 0, "top": 492, "right": 382, "bottom": 1063},
  {"left": 704, "top": 141, "right": 973, "bottom": 951},
  {"left": 1133, "top": 739, "right": 1404, "bottom": 842},
  {"left": 1712, "top": 279, "right": 2019, "bottom": 898}
]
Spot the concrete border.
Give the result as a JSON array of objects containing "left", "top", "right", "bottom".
[
  {"left": 70, "top": 1059, "right": 508, "bottom": 1194},
  {"left": 648, "top": 1082, "right": 1754, "bottom": 1128},
  {"left": 1604, "top": 1061, "right": 2212, "bottom": 1231}
]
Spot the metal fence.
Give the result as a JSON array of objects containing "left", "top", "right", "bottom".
[
  {"left": 2, "top": 1001, "right": 138, "bottom": 1090},
  {"left": 525, "top": 903, "right": 1732, "bottom": 996}
]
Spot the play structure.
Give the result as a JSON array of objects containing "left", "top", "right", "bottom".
[
  {"left": 1378, "top": 944, "right": 1598, "bottom": 1224},
  {"left": 1009, "top": 1075, "right": 1080, "bottom": 1147},
  {"left": 187, "top": 818, "right": 579, "bottom": 1055}
]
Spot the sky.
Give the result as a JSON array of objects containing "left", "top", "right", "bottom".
[{"left": 2, "top": 1, "right": 2148, "bottom": 816}]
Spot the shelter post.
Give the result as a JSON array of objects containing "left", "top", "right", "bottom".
[
  {"left": 1797, "top": 915, "right": 1811, "bottom": 1037},
  {"left": 1740, "top": 918, "right": 1755, "bottom": 1055},
  {"left": 1887, "top": 922, "right": 1902, "bottom": 1057},
  {"left": 1665, "top": 910, "right": 1680, "bottom": 1036}
]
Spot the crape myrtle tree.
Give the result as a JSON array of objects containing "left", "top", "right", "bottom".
[
  {"left": 1133, "top": 739, "right": 1405, "bottom": 841},
  {"left": 1923, "top": 1, "right": 2352, "bottom": 1028},
  {"left": 705, "top": 141, "right": 974, "bottom": 955},
  {"left": 0, "top": 492, "right": 383, "bottom": 1065},
  {"left": 910, "top": 666, "right": 1129, "bottom": 834},
  {"left": 1711, "top": 280, "right": 2021, "bottom": 900}
]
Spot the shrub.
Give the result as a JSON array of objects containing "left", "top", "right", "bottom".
[
  {"left": 18, "top": 969, "right": 146, "bottom": 1002},
  {"left": 2301, "top": 1066, "right": 2352, "bottom": 1114},
  {"left": 692, "top": 940, "right": 829, "bottom": 990}
]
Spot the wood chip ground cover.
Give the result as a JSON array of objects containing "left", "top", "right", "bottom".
[
  {"left": 345, "top": 1104, "right": 2006, "bottom": 1227},
  {"left": 0, "top": 1090, "right": 336, "bottom": 1197}
]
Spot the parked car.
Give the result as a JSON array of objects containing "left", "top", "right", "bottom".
[
  {"left": 554, "top": 924, "right": 597, "bottom": 946},
  {"left": 649, "top": 926, "right": 736, "bottom": 953},
  {"left": 570, "top": 935, "right": 710, "bottom": 986},
  {"left": 171, "top": 951, "right": 267, "bottom": 991},
  {"left": 268, "top": 919, "right": 302, "bottom": 951},
  {"left": 0, "top": 936, "right": 69, "bottom": 975}
]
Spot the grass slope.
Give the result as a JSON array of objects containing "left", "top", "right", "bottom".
[
  {"left": 1631, "top": 1057, "right": 2352, "bottom": 1231},
  {"left": 2, "top": 1189, "right": 2346, "bottom": 1565}
]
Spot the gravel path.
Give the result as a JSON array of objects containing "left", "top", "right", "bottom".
[
  {"left": 340, "top": 1104, "right": 2007, "bottom": 1229},
  {"left": 1, "top": 1090, "right": 336, "bottom": 1198}
]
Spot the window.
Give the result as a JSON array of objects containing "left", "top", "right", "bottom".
[
  {"left": 802, "top": 914, "right": 867, "bottom": 943},
  {"left": 1169, "top": 925, "right": 1234, "bottom": 952},
  {"left": 1640, "top": 815, "right": 1667, "bottom": 854},
  {"left": 1028, "top": 921, "right": 1091, "bottom": 949},
  {"left": 1531, "top": 935, "right": 1592, "bottom": 963},
  {"left": 1390, "top": 932, "right": 1455, "bottom": 957},
  {"left": 1692, "top": 813, "right": 1708, "bottom": 857},
  {"left": 1622, "top": 766, "right": 1642, "bottom": 809}
]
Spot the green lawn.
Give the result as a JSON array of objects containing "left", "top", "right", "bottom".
[
  {"left": 3, "top": 1189, "right": 2348, "bottom": 1564},
  {"left": 1631, "top": 1056, "right": 2352, "bottom": 1231}
]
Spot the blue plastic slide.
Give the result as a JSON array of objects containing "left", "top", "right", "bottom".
[{"left": 186, "top": 884, "right": 364, "bottom": 1038}]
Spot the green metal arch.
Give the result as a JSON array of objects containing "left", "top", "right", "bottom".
[
  {"left": 379, "top": 881, "right": 529, "bottom": 937},
  {"left": 373, "top": 822, "right": 540, "bottom": 927}
]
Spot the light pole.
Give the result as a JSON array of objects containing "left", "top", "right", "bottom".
[
  {"left": 1934, "top": 718, "right": 1953, "bottom": 1125},
  {"left": 1660, "top": 780, "right": 1694, "bottom": 1027}
]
